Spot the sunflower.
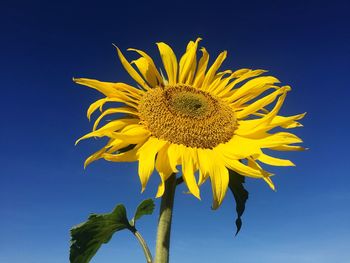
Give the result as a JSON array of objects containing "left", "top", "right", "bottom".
[{"left": 75, "top": 38, "right": 305, "bottom": 209}]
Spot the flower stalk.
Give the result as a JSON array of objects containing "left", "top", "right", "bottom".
[{"left": 154, "top": 174, "right": 177, "bottom": 263}]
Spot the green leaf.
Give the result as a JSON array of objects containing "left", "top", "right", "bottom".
[
  {"left": 70, "top": 204, "right": 132, "bottom": 263},
  {"left": 131, "top": 199, "right": 155, "bottom": 226},
  {"left": 228, "top": 169, "right": 249, "bottom": 236}
]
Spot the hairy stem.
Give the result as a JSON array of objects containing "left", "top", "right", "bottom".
[{"left": 154, "top": 174, "right": 177, "bottom": 263}]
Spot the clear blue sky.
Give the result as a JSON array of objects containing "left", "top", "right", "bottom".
[{"left": 1, "top": 1, "right": 350, "bottom": 262}]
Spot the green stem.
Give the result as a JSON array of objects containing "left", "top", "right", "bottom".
[
  {"left": 132, "top": 230, "right": 153, "bottom": 263},
  {"left": 154, "top": 174, "right": 177, "bottom": 263}
]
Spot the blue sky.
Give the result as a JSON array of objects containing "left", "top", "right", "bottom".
[{"left": 1, "top": 0, "right": 350, "bottom": 262}]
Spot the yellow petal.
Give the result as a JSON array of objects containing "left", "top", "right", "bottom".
[
  {"left": 166, "top": 143, "right": 181, "bottom": 171},
  {"left": 208, "top": 72, "right": 235, "bottom": 95},
  {"left": 100, "top": 96, "right": 139, "bottom": 109},
  {"left": 114, "top": 46, "right": 151, "bottom": 91},
  {"left": 75, "top": 119, "right": 138, "bottom": 145},
  {"left": 197, "top": 148, "right": 212, "bottom": 185},
  {"left": 84, "top": 148, "right": 106, "bottom": 168},
  {"left": 128, "top": 48, "right": 163, "bottom": 85},
  {"left": 222, "top": 159, "right": 265, "bottom": 178},
  {"left": 74, "top": 78, "right": 141, "bottom": 98},
  {"left": 270, "top": 145, "right": 306, "bottom": 151},
  {"left": 179, "top": 38, "right": 201, "bottom": 84},
  {"left": 237, "top": 112, "right": 305, "bottom": 137},
  {"left": 247, "top": 158, "right": 275, "bottom": 190},
  {"left": 200, "top": 51, "right": 227, "bottom": 89},
  {"left": 214, "top": 135, "right": 261, "bottom": 159},
  {"left": 110, "top": 124, "right": 151, "bottom": 144},
  {"left": 113, "top": 82, "right": 144, "bottom": 98},
  {"left": 224, "top": 75, "right": 279, "bottom": 103},
  {"left": 235, "top": 91, "right": 288, "bottom": 135},
  {"left": 155, "top": 144, "right": 176, "bottom": 197},
  {"left": 217, "top": 69, "right": 268, "bottom": 98},
  {"left": 232, "top": 69, "right": 268, "bottom": 85},
  {"left": 103, "top": 145, "right": 141, "bottom": 162},
  {"left": 204, "top": 70, "right": 232, "bottom": 93},
  {"left": 156, "top": 144, "right": 177, "bottom": 197},
  {"left": 229, "top": 86, "right": 280, "bottom": 109},
  {"left": 235, "top": 86, "right": 291, "bottom": 119},
  {"left": 209, "top": 161, "right": 229, "bottom": 210},
  {"left": 282, "top": 121, "right": 303, "bottom": 128},
  {"left": 155, "top": 173, "right": 173, "bottom": 198},
  {"left": 106, "top": 139, "right": 131, "bottom": 154},
  {"left": 230, "top": 68, "right": 251, "bottom": 78},
  {"left": 258, "top": 152, "right": 295, "bottom": 166},
  {"left": 161, "top": 144, "right": 179, "bottom": 174},
  {"left": 73, "top": 78, "right": 116, "bottom": 97},
  {"left": 86, "top": 98, "right": 108, "bottom": 121},
  {"left": 263, "top": 177, "right": 276, "bottom": 191},
  {"left": 156, "top": 42, "right": 178, "bottom": 85},
  {"left": 259, "top": 132, "right": 303, "bottom": 148},
  {"left": 197, "top": 149, "right": 228, "bottom": 209},
  {"left": 137, "top": 137, "right": 167, "bottom": 192},
  {"left": 131, "top": 57, "right": 158, "bottom": 87},
  {"left": 193, "top": 48, "right": 209, "bottom": 88},
  {"left": 179, "top": 145, "right": 200, "bottom": 199},
  {"left": 93, "top": 107, "right": 139, "bottom": 131},
  {"left": 272, "top": 113, "right": 306, "bottom": 128}
]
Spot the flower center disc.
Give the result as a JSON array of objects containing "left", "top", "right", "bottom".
[
  {"left": 169, "top": 91, "right": 209, "bottom": 117},
  {"left": 138, "top": 85, "right": 237, "bottom": 149}
]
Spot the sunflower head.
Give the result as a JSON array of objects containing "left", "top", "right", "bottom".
[{"left": 75, "top": 38, "right": 305, "bottom": 209}]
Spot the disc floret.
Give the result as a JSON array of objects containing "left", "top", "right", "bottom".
[{"left": 138, "top": 84, "right": 237, "bottom": 149}]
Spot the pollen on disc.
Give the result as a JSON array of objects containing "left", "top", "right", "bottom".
[{"left": 138, "top": 85, "right": 237, "bottom": 149}]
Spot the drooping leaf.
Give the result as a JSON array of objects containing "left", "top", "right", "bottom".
[
  {"left": 228, "top": 169, "right": 249, "bottom": 235},
  {"left": 70, "top": 204, "right": 132, "bottom": 263},
  {"left": 131, "top": 199, "right": 155, "bottom": 226}
]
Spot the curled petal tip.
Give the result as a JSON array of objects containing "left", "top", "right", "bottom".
[
  {"left": 211, "top": 204, "right": 219, "bottom": 210},
  {"left": 183, "top": 190, "right": 201, "bottom": 200},
  {"left": 141, "top": 186, "right": 146, "bottom": 194},
  {"left": 155, "top": 191, "right": 163, "bottom": 198},
  {"left": 72, "top": 77, "right": 84, "bottom": 84},
  {"left": 73, "top": 78, "right": 83, "bottom": 84},
  {"left": 270, "top": 184, "right": 276, "bottom": 192}
]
